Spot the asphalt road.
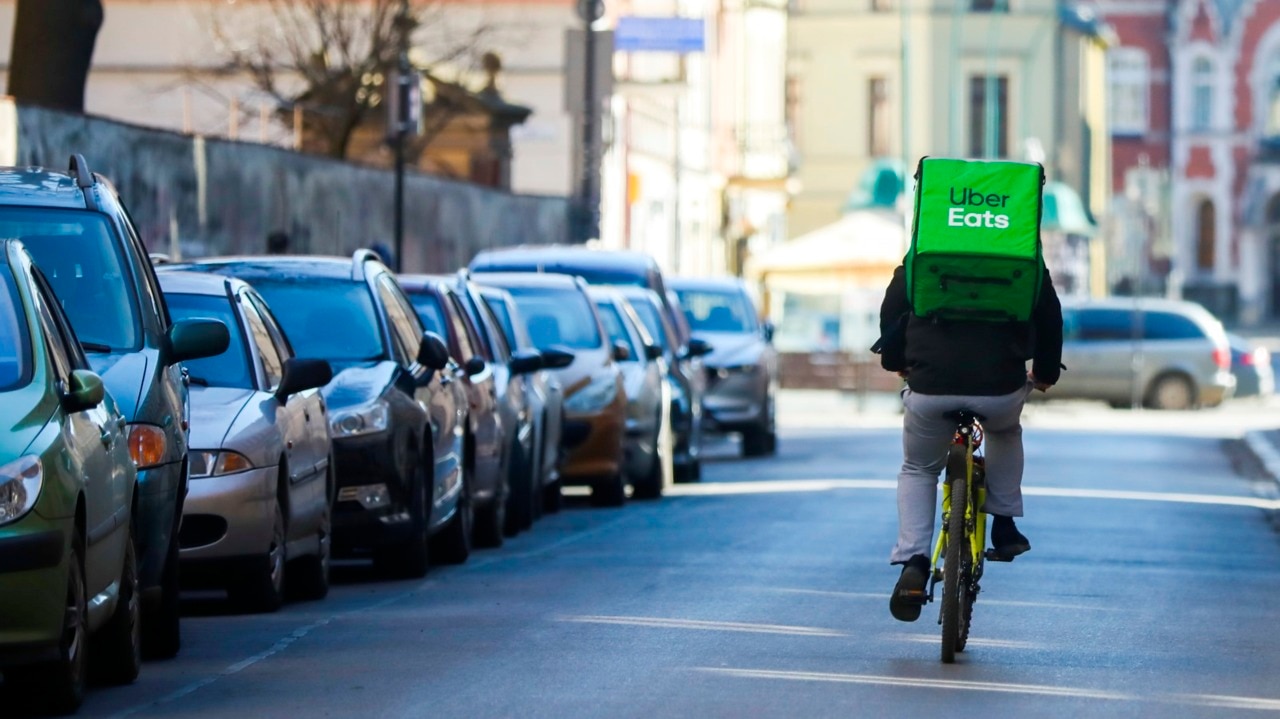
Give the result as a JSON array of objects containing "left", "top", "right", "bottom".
[{"left": 17, "top": 392, "right": 1280, "bottom": 718}]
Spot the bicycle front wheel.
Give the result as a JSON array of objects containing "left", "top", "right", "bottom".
[{"left": 941, "top": 451, "right": 968, "bottom": 664}]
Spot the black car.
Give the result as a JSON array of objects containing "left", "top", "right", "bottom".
[
  {"left": 171, "top": 253, "right": 465, "bottom": 577},
  {"left": 470, "top": 246, "right": 709, "bottom": 481},
  {"left": 0, "top": 156, "right": 229, "bottom": 658}
]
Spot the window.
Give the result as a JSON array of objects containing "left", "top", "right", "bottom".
[
  {"left": 968, "top": 75, "right": 1009, "bottom": 158},
  {"left": 240, "top": 295, "right": 283, "bottom": 389},
  {"left": 1192, "top": 57, "right": 1214, "bottom": 130},
  {"left": 1196, "top": 199, "right": 1216, "bottom": 270},
  {"left": 166, "top": 293, "right": 252, "bottom": 389},
  {"left": 408, "top": 292, "right": 448, "bottom": 337},
  {"left": 0, "top": 269, "right": 31, "bottom": 391},
  {"left": 446, "top": 295, "right": 480, "bottom": 361},
  {"left": 251, "top": 280, "right": 384, "bottom": 365},
  {"left": 971, "top": 0, "right": 1008, "bottom": 11},
  {"left": 376, "top": 277, "right": 425, "bottom": 365},
  {"left": 1109, "top": 48, "right": 1149, "bottom": 135},
  {"left": 505, "top": 286, "right": 603, "bottom": 350},
  {"left": 868, "top": 77, "right": 891, "bottom": 157},
  {"left": 1075, "top": 309, "right": 1138, "bottom": 341},
  {"left": 1142, "top": 312, "right": 1204, "bottom": 340},
  {"left": 674, "top": 288, "right": 758, "bottom": 333},
  {"left": 482, "top": 295, "right": 520, "bottom": 351},
  {"left": 594, "top": 301, "right": 639, "bottom": 361}
]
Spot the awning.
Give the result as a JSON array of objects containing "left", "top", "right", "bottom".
[
  {"left": 746, "top": 209, "right": 905, "bottom": 290},
  {"left": 843, "top": 159, "right": 905, "bottom": 212},
  {"left": 1042, "top": 181, "right": 1098, "bottom": 237}
]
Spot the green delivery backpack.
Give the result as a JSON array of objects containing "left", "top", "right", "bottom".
[{"left": 905, "top": 157, "right": 1046, "bottom": 322}]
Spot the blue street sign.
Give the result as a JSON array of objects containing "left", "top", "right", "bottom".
[{"left": 614, "top": 16, "right": 705, "bottom": 53}]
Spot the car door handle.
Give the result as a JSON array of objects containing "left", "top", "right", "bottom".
[{"left": 99, "top": 428, "right": 112, "bottom": 447}]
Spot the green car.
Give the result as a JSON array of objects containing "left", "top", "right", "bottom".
[{"left": 0, "top": 241, "right": 142, "bottom": 714}]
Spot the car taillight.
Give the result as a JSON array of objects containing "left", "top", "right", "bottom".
[
  {"left": 1256, "top": 347, "right": 1270, "bottom": 367},
  {"left": 1240, "top": 352, "right": 1255, "bottom": 366},
  {"left": 1213, "top": 347, "right": 1230, "bottom": 370}
]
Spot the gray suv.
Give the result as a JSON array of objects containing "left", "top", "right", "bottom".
[
  {"left": 1055, "top": 298, "right": 1235, "bottom": 410},
  {"left": 670, "top": 277, "right": 778, "bottom": 456},
  {"left": 0, "top": 156, "right": 229, "bottom": 657}
]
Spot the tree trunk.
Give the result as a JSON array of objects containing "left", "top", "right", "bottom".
[{"left": 7, "top": 0, "right": 104, "bottom": 112}]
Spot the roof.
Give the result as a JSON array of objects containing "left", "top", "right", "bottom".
[
  {"left": 1060, "top": 296, "right": 1218, "bottom": 317},
  {"left": 156, "top": 270, "right": 238, "bottom": 297},
  {"left": 470, "top": 271, "right": 583, "bottom": 290},
  {"left": 470, "top": 245, "right": 659, "bottom": 276},
  {"left": 0, "top": 167, "right": 91, "bottom": 210},
  {"left": 668, "top": 276, "right": 750, "bottom": 293},
  {"left": 169, "top": 256, "right": 367, "bottom": 282}
]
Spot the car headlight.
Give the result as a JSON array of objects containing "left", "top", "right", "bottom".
[
  {"left": 190, "top": 451, "right": 255, "bottom": 478},
  {"left": 565, "top": 373, "right": 619, "bottom": 414},
  {"left": 128, "top": 424, "right": 167, "bottom": 470},
  {"left": 330, "top": 400, "right": 390, "bottom": 438},
  {"left": 0, "top": 456, "right": 42, "bottom": 527}
]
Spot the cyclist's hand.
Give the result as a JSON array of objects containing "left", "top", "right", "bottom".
[
  {"left": 1028, "top": 371, "right": 1052, "bottom": 392},
  {"left": 897, "top": 370, "right": 909, "bottom": 379}
]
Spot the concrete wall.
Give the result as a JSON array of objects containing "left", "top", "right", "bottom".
[{"left": 0, "top": 100, "right": 571, "bottom": 272}]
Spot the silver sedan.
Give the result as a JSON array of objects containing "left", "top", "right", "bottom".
[{"left": 159, "top": 271, "right": 334, "bottom": 613}]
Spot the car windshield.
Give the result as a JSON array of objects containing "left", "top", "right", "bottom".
[
  {"left": 676, "top": 288, "right": 757, "bottom": 334},
  {"left": 407, "top": 292, "right": 447, "bottom": 337},
  {"left": 165, "top": 292, "right": 253, "bottom": 389},
  {"left": 0, "top": 208, "right": 140, "bottom": 351},
  {"left": 505, "top": 286, "right": 602, "bottom": 350},
  {"left": 594, "top": 300, "right": 638, "bottom": 361},
  {"left": 0, "top": 267, "right": 31, "bottom": 391},
  {"left": 249, "top": 279, "right": 385, "bottom": 363},
  {"left": 628, "top": 298, "right": 670, "bottom": 349},
  {"left": 482, "top": 295, "right": 520, "bottom": 350}
]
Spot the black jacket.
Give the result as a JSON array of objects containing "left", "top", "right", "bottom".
[{"left": 876, "top": 264, "right": 1063, "bottom": 396}]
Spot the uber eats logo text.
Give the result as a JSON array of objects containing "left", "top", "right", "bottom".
[{"left": 947, "top": 186, "right": 1012, "bottom": 229}]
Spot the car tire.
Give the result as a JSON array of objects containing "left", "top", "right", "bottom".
[
  {"left": 542, "top": 478, "right": 563, "bottom": 514},
  {"left": 1146, "top": 373, "right": 1195, "bottom": 411},
  {"left": 432, "top": 463, "right": 473, "bottom": 565},
  {"left": 289, "top": 464, "right": 333, "bottom": 602},
  {"left": 92, "top": 530, "right": 142, "bottom": 685},
  {"left": 10, "top": 527, "right": 89, "bottom": 715},
  {"left": 631, "top": 412, "right": 665, "bottom": 500},
  {"left": 375, "top": 444, "right": 431, "bottom": 578},
  {"left": 674, "top": 459, "right": 701, "bottom": 483},
  {"left": 142, "top": 522, "right": 182, "bottom": 660},
  {"left": 742, "top": 426, "right": 777, "bottom": 457},
  {"left": 591, "top": 472, "right": 627, "bottom": 507},
  {"left": 504, "top": 442, "right": 534, "bottom": 536},
  {"left": 230, "top": 499, "right": 287, "bottom": 613}
]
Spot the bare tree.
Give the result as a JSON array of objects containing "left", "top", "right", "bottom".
[
  {"left": 207, "top": 0, "right": 500, "bottom": 159},
  {"left": 8, "top": 0, "right": 104, "bottom": 112}
]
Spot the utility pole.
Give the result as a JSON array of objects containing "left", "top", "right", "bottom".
[
  {"left": 390, "top": 0, "right": 421, "bottom": 271},
  {"left": 577, "top": 0, "right": 604, "bottom": 243}
]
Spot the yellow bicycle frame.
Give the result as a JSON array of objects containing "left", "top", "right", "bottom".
[{"left": 930, "top": 436, "right": 987, "bottom": 574}]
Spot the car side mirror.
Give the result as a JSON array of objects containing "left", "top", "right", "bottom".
[
  {"left": 684, "top": 337, "right": 713, "bottom": 359},
  {"left": 276, "top": 358, "right": 333, "bottom": 400},
  {"left": 463, "top": 356, "right": 487, "bottom": 377},
  {"left": 62, "top": 369, "right": 104, "bottom": 412},
  {"left": 417, "top": 332, "right": 450, "bottom": 371},
  {"left": 644, "top": 344, "right": 663, "bottom": 361},
  {"left": 611, "top": 340, "right": 631, "bottom": 362},
  {"left": 165, "top": 319, "right": 230, "bottom": 366},
  {"left": 539, "top": 345, "right": 575, "bottom": 370},
  {"left": 762, "top": 321, "right": 775, "bottom": 343},
  {"left": 509, "top": 349, "right": 543, "bottom": 375}
]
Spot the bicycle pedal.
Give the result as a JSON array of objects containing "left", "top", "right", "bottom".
[{"left": 983, "top": 548, "right": 1016, "bottom": 562}]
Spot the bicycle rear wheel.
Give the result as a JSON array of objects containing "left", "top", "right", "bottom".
[{"left": 941, "top": 448, "right": 968, "bottom": 664}]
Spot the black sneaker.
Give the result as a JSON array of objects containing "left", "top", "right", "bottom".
[
  {"left": 889, "top": 555, "right": 930, "bottom": 622},
  {"left": 990, "top": 515, "right": 1031, "bottom": 560}
]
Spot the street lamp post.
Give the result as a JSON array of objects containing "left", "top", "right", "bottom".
[
  {"left": 389, "top": 0, "right": 420, "bottom": 271},
  {"left": 577, "top": 0, "right": 604, "bottom": 243}
]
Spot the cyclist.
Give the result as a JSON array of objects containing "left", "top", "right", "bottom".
[{"left": 875, "top": 263, "right": 1063, "bottom": 622}]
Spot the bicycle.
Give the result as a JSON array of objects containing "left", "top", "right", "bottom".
[{"left": 927, "top": 409, "right": 1018, "bottom": 663}]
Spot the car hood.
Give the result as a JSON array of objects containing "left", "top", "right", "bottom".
[
  {"left": 0, "top": 381, "right": 59, "bottom": 459},
  {"left": 696, "top": 332, "right": 764, "bottom": 368},
  {"left": 187, "top": 386, "right": 257, "bottom": 451},
  {"left": 86, "top": 350, "right": 151, "bottom": 422},
  {"left": 322, "top": 361, "right": 396, "bottom": 410}
]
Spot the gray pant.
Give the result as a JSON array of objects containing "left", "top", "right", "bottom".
[{"left": 889, "top": 382, "right": 1033, "bottom": 565}]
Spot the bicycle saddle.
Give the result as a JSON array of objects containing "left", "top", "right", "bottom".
[{"left": 942, "top": 409, "right": 985, "bottom": 425}]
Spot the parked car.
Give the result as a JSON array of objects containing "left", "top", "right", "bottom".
[
  {"left": 0, "top": 240, "right": 141, "bottom": 713},
  {"left": 615, "top": 285, "right": 709, "bottom": 481},
  {"left": 475, "top": 272, "right": 628, "bottom": 506},
  {"left": 475, "top": 284, "right": 571, "bottom": 513},
  {"left": 589, "top": 286, "right": 670, "bottom": 499},
  {"left": 471, "top": 246, "right": 709, "bottom": 481},
  {"left": 1, "top": 156, "right": 229, "bottom": 658},
  {"left": 1227, "top": 333, "right": 1275, "bottom": 399},
  {"left": 1055, "top": 298, "right": 1236, "bottom": 410},
  {"left": 671, "top": 277, "right": 779, "bottom": 456},
  {"left": 157, "top": 271, "right": 334, "bottom": 611},
  {"left": 171, "top": 252, "right": 467, "bottom": 576},
  {"left": 399, "top": 274, "right": 536, "bottom": 545}
]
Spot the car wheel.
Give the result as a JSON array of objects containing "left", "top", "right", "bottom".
[
  {"left": 431, "top": 461, "right": 473, "bottom": 565},
  {"left": 504, "top": 442, "right": 534, "bottom": 536},
  {"left": 142, "top": 521, "right": 182, "bottom": 660},
  {"left": 591, "top": 472, "right": 627, "bottom": 507},
  {"left": 92, "top": 529, "right": 142, "bottom": 685},
  {"left": 674, "top": 459, "right": 701, "bottom": 483},
  {"left": 1146, "top": 374, "right": 1195, "bottom": 411},
  {"left": 472, "top": 435, "right": 507, "bottom": 549},
  {"left": 230, "top": 498, "right": 287, "bottom": 613},
  {"left": 10, "top": 528, "right": 89, "bottom": 714},
  {"left": 542, "top": 478, "right": 563, "bottom": 514},
  {"left": 375, "top": 444, "right": 431, "bottom": 578},
  {"left": 631, "top": 411, "right": 665, "bottom": 500},
  {"left": 289, "top": 463, "right": 333, "bottom": 602}
]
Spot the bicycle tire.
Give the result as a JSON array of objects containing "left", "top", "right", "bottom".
[{"left": 941, "top": 447, "right": 967, "bottom": 664}]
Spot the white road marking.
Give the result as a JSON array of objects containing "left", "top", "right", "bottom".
[
  {"left": 695, "top": 667, "right": 1137, "bottom": 701},
  {"left": 888, "top": 633, "right": 1044, "bottom": 650},
  {"left": 761, "top": 587, "right": 1120, "bottom": 612},
  {"left": 559, "top": 615, "right": 846, "bottom": 637}
]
